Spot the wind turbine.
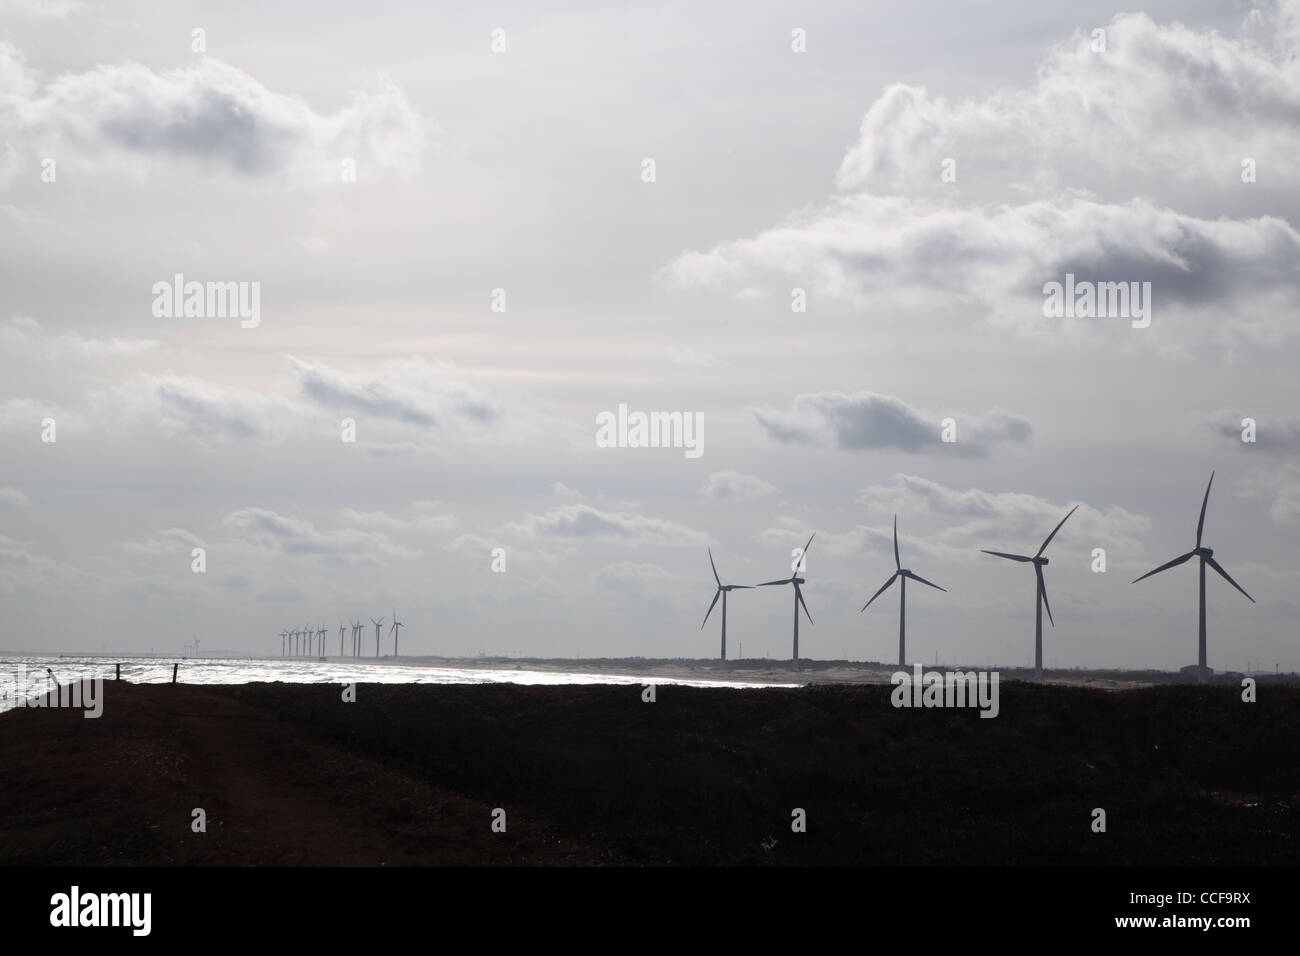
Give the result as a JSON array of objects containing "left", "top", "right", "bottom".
[
  {"left": 862, "top": 515, "right": 946, "bottom": 666},
  {"left": 757, "top": 533, "right": 815, "bottom": 671},
  {"left": 280, "top": 629, "right": 288, "bottom": 657},
  {"left": 316, "top": 624, "right": 327, "bottom": 659},
  {"left": 351, "top": 620, "right": 361, "bottom": 656},
  {"left": 1132, "top": 471, "right": 1254, "bottom": 682},
  {"left": 982, "top": 505, "right": 1077, "bottom": 678},
  {"left": 338, "top": 622, "right": 346, "bottom": 658},
  {"left": 371, "top": 617, "right": 385, "bottom": 657},
  {"left": 389, "top": 610, "right": 404, "bottom": 657},
  {"left": 701, "top": 549, "right": 751, "bottom": 662}
]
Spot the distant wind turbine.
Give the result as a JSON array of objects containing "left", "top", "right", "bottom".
[
  {"left": 700, "top": 549, "right": 752, "bottom": 663},
  {"left": 280, "top": 629, "right": 288, "bottom": 657},
  {"left": 758, "top": 533, "right": 815, "bottom": 671},
  {"left": 316, "top": 624, "right": 327, "bottom": 659},
  {"left": 338, "top": 622, "right": 346, "bottom": 658},
  {"left": 371, "top": 617, "right": 385, "bottom": 657},
  {"left": 1132, "top": 471, "right": 1254, "bottom": 683},
  {"left": 862, "top": 515, "right": 946, "bottom": 666},
  {"left": 389, "top": 610, "right": 404, "bottom": 657},
  {"left": 982, "top": 505, "right": 1077, "bottom": 678}
]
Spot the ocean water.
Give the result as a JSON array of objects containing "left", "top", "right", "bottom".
[{"left": 0, "top": 654, "right": 797, "bottom": 712}]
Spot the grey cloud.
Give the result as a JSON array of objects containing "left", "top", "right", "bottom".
[
  {"left": 1203, "top": 409, "right": 1300, "bottom": 451},
  {"left": 154, "top": 376, "right": 301, "bottom": 441},
  {"left": 752, "top": 392, "right": 1031, "bottom": 458},
  {"left": 291, "top": 357, "right": 502, "bottom": 432}
]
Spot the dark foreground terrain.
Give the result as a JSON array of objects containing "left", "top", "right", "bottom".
[{"left": 1, "top": 680, "right": 1297, "bottom": 865}]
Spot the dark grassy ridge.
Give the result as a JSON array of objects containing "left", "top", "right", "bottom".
[{"left": 2, "top": 680, "right": 1297, "bottom": 865}]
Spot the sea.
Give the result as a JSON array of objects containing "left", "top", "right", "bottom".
[{"left": 0, "top": 653, "right": 797, "bottom": 713}]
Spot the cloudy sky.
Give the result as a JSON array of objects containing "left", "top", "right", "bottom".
[{"left": 1, "top": 0, "right": 1297, "bottom": 671}]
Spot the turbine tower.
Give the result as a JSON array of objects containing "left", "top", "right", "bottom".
[
  {"left": 757, "top": 533, "right": 815, "bottom": 671},
  {"left": 280, "top": 629, "right": 288, "bottom": 657},
  {"left": 338, "top": 622, "right": 346, "bottom": 658},
  {"left": 1132, "top": 471, "right": 1254, "bottom": 683},
  {"left": 371, "top": 617, "right": 386, "bottom": 657},
  {"left": 700, "top": 549, "right": 752, "bottom": 663},
  {"left": 862, "top": 515, "right": 946, "bottom": 666},
  {"left": 982, "top": 505, "right": 1077, "bottom": 678},
  {"left": 389, "top": 610, "right": 404, "bottom": 657}
]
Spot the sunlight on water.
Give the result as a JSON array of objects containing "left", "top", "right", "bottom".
[{"left": 0, "top": 655, "right": 797, "bottom": 712}]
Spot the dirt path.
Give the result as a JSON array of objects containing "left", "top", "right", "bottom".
[{"left": 0, "top": 682, "right": 605, "bottom": 865}]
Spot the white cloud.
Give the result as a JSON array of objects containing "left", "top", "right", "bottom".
[
  {"left": 699, "top": 470, "right": 778, "bottom": 500},
  {"left": 506, "top": 504, "right": 709, "bottom": 547},
  {"left": 0, "top": 1, "right": 84, "bottom": 20},
  {"left": 222, "top": 507, "right": 421, "bottom": 564},
  {"left": 3, "top": 316, "right": 159, "bottom": 359},
  {"left": 854, "top": 473, "right": 1152, "bottom": 565},
  {"left": 0, "top": 43, "right": 428, "bottom": 186},
  {"left": 0, "top": 486, "right": 30, "bottom": 509},
  {"left": 661, "top": 8, "right": 1300, "bottom": 344},
  {"left": 123, "top": 527, "right": 205, "bottom": 556}
]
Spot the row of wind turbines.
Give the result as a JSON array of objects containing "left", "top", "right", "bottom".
[
  {"left": 703, "top": 472, "right": 1254, "bottom": 681},
  {"left": 280, "top": 611, "right": 404, "bottom": 659}
]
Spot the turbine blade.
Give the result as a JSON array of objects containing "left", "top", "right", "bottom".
[
  {"left": 1132, "top": 551, "right": 1195, "bottom": 584},
  {"left": 861, "top": 573, "right": 898, "bottom": 611},
  {"left": 757, "top": 578, "right": 793, "bottom": 587},
  {"left": 982, "top": 550, "right": 1033, "bottom": 563},
  {"left": 1205, "top": 555, "right": 1255, "bottom": 603},
  {"left": 905, "top": 570, "right": 946, "bottom": 593},
  {"left": 731, "top": 585, "right": 755, "bottom": 589},
  {"left": 795, "top": 583, "right": 813, "bottom": 624},
  {"left": 701, "top": 588, "right": 722, "bottom": 628},
  {"left": 893, "top": 514, "right": 900, "bottom": 570},
  {"left": 708, "top": 547, "right": 721, "bottom": 588},
  {"left": 1037, "top": 505, "right": 1078, "bottom": 557},
  {"left": 1196, "top": 471, "right": 1214, "bottom": 548},
  {"left": 802, "top": 532, "right": 816, "bottom": 558},
  {"left": 1036, "top": 565, "right": 1054, "bottom": 627}
]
